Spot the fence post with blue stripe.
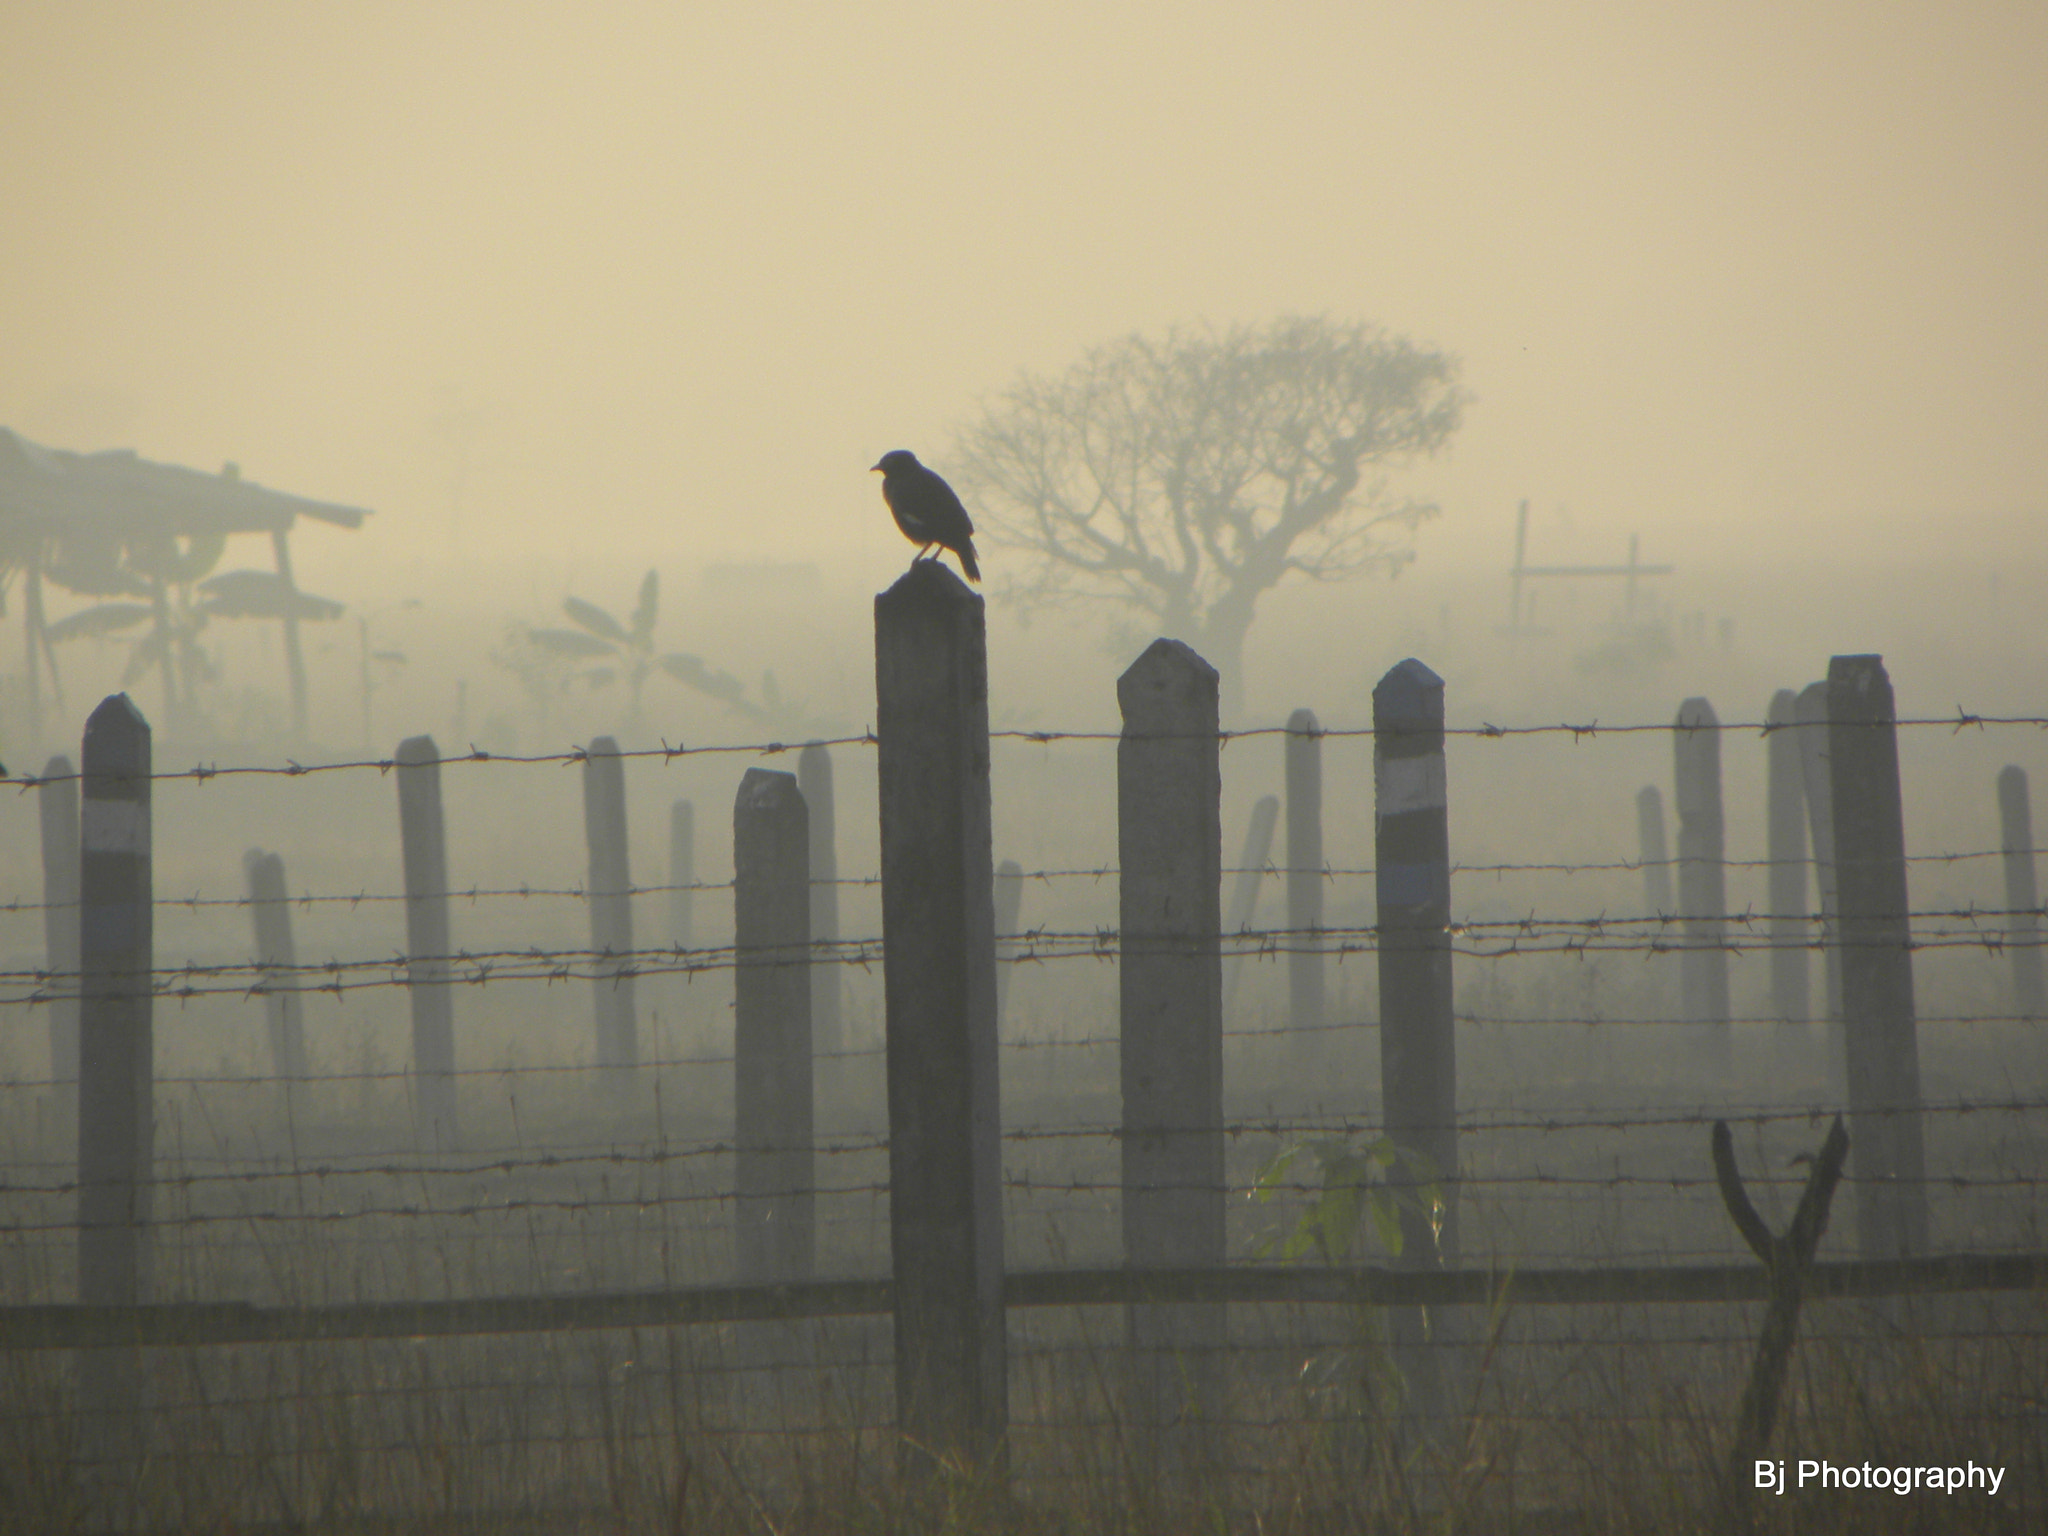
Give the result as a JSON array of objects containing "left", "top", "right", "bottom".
[{"left": 1375, "top": 658, "right": 1459, "bottom": 1437}]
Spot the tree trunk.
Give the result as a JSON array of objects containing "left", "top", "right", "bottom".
[{"left": 1198, "top": 611, "right": 1253, "bottom": 724}]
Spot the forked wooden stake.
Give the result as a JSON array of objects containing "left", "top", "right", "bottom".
[{"left": 1713, "top": 1114, "right": 1850, "bottom": 1529}]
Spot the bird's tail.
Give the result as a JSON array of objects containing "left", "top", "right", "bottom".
[{"left": 960, "top": 539, "right": 981, "bottom": 582}]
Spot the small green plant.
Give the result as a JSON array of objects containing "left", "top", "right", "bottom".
[
  {"left": 1249, "top": 1133, "right": 1445, "bottom": 1424},
  {"left": 1249, "top": 1133, "right": 1442, "bottom": 1266}
]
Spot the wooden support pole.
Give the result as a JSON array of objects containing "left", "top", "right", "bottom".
[
  {"left": 874, "top": 562, "right": 1006, "bottom": 1476},
  {"left": 1285, "top": 708, "right": 1325, "bottom": 1048},
  {"left": 993, "top": 859, "right": 1024, "bottom": 1033},
  {"left": 1636, "top": 785, "right": 1673, "bottom": 916},
  {"left": 1674, "top": 698, "right": 1731, "bottom": 1067},
  {"left": 395, "top": 735, "right": 458, "bottom": 1149},
  {"left": 1117, "top": 638, "right": 1226, "bottom": 1478},
  {"left": 1794, "top": 681, "right": 1843, "bottom": 1034},
  {"left": 733, "top": 768, "right": 815, "bottom": 1284},
  {"left": 798, "top": 743, "right": 843, "bottom": 1058},
  {"left": 1765, "top": 690, "right": 1810, "bottom": 1031},
  {"left": 1224, "top": 794, "right": 1280, "bottom": 1020},
  {"left": 270, "top": 526, "right": 309, "bottom": 739},
  {"left": 39, "top": 753, "right": 81, "bottom": 1089},
  {"left": 582, "top": 736, "right": 638, "bottom": 1077},
  {"left": 1375, "top": 658, "right": 1459, "bottom": 1433},
  {"left": 1712, "top": 1115, "right": 1850, "bottom": 1528},
  {"left": 244, "top": 849, "right": 307, "bottom": 1080},
  {"left": 1996, "top": 766, "right": 2045, "bottom": 1019},
  {"left": 669, "top": 799, "right": 694, "bottom": 950},
  {"left": 1826, "top": 655, "right": 1928, "bottom": 1260},
  {"left": 76, "top": 693, "right": 153, "bottom": 1525}
]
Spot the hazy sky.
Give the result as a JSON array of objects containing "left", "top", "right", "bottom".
[{"left": 5, "top": 1, "right": 2043, "bottom": 602}]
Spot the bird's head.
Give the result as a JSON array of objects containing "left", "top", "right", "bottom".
[{"left": 871, "top": 449, "right": 920, "bottom": 476}]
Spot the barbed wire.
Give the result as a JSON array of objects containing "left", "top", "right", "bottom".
[
  {"left": 2, "top": 906, "right": 2044, "bottom": 1008},
  {"left": 4, "top": 844, "right": 2042, "bottom": 920},
  {"left": 10, "top": 707, "right": 2047, "bottom": 790},
  {"left": 6, "top": 1158, "right": 2042, "bottom": 1237},
  {"left": 3, "top": 1096, "right": 2037, "bottom": 1197}
]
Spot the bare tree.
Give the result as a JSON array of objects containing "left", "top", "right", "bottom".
[{"left": 951, "top": 316, "right": 1463, "bottom": 715}]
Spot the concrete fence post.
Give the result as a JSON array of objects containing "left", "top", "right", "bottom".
[
  {"left": 244, "top": 849, "right": 308, "bottom": 1080},
  {"left": 1996, "top": 766, "right": 2045, "bottom": 1019},
  {"left": 76, "top": 694, "right": 153, "bottom": 1525},
  {"left": 1375, "top": 658, "right": 1459, "bottom": 1435},
  {"left": 1674, "top": 698, "right": 1731, "bottom": 1067},
  {"left": 1285, "top": 708, "right": 1325, "bottom": 1048},
  {"left": 582, "top": 736, "right": 638, "bottom": 1078},
  {"left": 873, "top": 562, "right": 1006, "bottom": 1477},
  {"left": 993, "top": 859, "right": 1024, "bottom": 1033},
  {"left": 1224, "top": 795, "right": 1280, "bottom": 1020},
  {"left": 733, "top": 768, "right": 815, "bottom": 1285},
  {"left": 1117, "top": 638, "right": 1226, "bottom": 1479},
  {"left": 798, "top": 743, "right": 843, "bottom": 1059},
  {"left": 39, "top": 754, "right": 81, "bottom": 1090},
  {"left": 1794, "top": 681, "right": 1844, "bottom": 1035},
  {"left": 1766, "top": 689, "right": 1811, "bottom": 1030},
  {"left": 1635, "top": 785, "right": 1673, "bottom": 916},
  {"left": 1827, "top": 655, "right": 1929, "bottom": 1260},
  {"left": 395, "top": 735, "right": 458, "bottom": 1149}
]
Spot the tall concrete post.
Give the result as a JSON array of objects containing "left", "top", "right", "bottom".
[
  {"left": 1375, "top": 658, "right": 1459, "bottom": 1434},
  {"left": 1827, "top": 655, "right": 1928, "bottom": 1260},
  {"left": 733, "top": 768, "right": 815, "bottom": 1283},
  {"left": 76, "top": 694, "right": 153, "bottom": 1525},
  {"left": 1117, "top": 638, "right": 1226, "bottom": 1481},
  {"left": 874, "top": 562, "right": 1005, "bottom": 1477}
]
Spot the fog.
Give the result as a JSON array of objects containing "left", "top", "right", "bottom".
[{"left": 3, "top": 5, "right": 2044, "bottom": 1526}]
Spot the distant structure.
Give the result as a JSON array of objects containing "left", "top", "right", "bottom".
[
  {"left": 0, "top": 427, "right": 369, "bottom": 741},
  {"left": 1505, "top": 499, "right": 1672, "bottom": 632}
]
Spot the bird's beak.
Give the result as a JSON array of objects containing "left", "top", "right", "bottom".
[{"left": 869, "top": 461, "right": 884, "bottom": 473}]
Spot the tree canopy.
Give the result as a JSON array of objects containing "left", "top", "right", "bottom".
[{"left": 950, "top": 316, "right": 1464, "bottom": 713}]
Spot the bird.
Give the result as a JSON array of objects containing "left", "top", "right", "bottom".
[{"left": 872, "top": 449, "right": 980, "bottom": 581}]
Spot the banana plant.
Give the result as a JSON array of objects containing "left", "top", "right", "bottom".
[{"left": 522, "top": 570, "right": 762, "bottom": 728}]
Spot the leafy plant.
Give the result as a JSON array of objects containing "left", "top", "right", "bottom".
[
  {"left": 517, "top": 570, "right": 761, "bottom": 728},
  {"left": 1249, "top": 1133, "right": 1442, "bottom": 1266},
  {"left": 1249, "top": 1133, "right": 1445, "bottom": 1423}
]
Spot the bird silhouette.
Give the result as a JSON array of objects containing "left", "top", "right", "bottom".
[{"left": 872, "top": 449, "right": 980, "bottom": 582}]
